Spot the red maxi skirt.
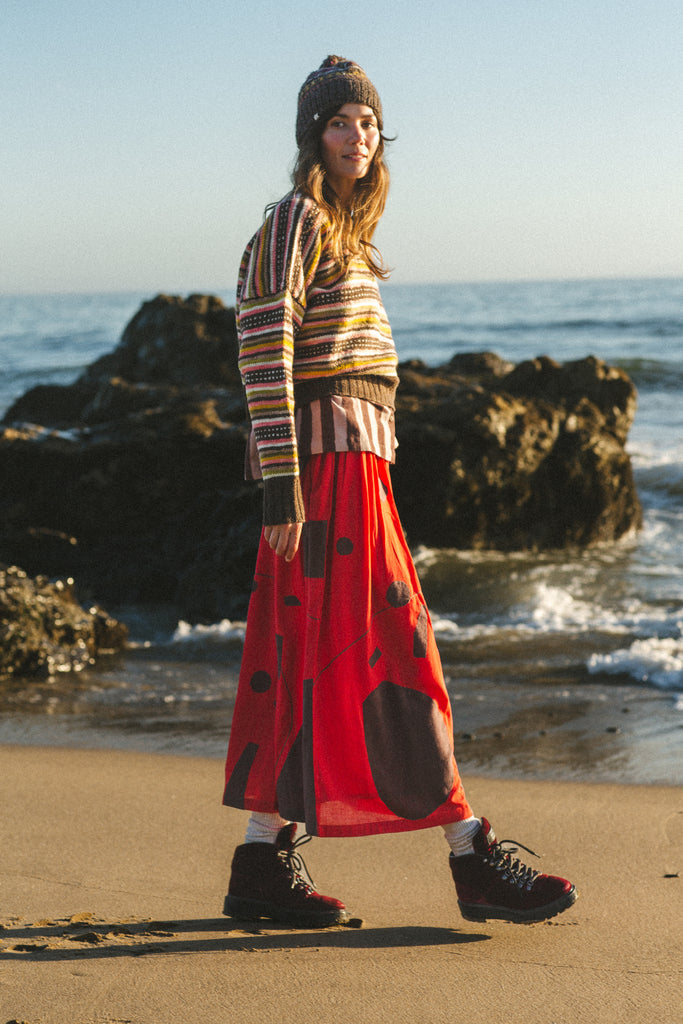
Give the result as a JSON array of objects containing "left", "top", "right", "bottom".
[{"left": 223, "top": 451, "right": 471, "bottom": 837}]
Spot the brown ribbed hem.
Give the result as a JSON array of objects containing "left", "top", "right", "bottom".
[
  {"left": 262, "top": 475, "right": 306, "bottom": 526},
  {"left": 294, "top": 374, "right": 398, "bottom": 410}
]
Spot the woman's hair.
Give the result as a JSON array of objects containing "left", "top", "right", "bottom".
[{"left": 291, "top": 119, "right": 392, "bottom": 280}]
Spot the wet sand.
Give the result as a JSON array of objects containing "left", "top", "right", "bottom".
[
  {"left": 1, "top": 649, "right": 680, "bottom": 785},
  {"left": 1, "top": 744, "right": 681, "bottom": 1024}
]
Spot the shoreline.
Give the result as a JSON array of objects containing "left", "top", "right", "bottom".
[
  {"left": 2, "top": 743, "right": 681, "bottom": 1024},
  {"left": 1, "top": 657, "right": 680, "bottom": 786}
]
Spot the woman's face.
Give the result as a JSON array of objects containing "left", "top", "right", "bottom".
[{"left": 320, "top": 103, "right": 380, "bottom": 200}]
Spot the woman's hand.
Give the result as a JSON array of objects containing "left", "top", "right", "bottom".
[{"left": 264, "top": 522, "right": 303, "bottom": 562}]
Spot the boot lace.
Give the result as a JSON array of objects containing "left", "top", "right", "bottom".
[
  {"left": 485, "top": 836, "right": 541, "bottom": 891},
  {"left": 278, "top": 832, "right": 317, "bottom": 895}
]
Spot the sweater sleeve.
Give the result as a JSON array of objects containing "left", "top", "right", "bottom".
[{"left": 236, "top": 194, "right": 323, "bottom": 524}]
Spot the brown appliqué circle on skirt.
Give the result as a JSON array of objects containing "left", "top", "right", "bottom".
[
  {"left": 363, "top": 680, "right": 454, "bottom": 819},
  {"left": 250, "top": 670, "right": 272, "bottom": 693},
  {"left": 386, "top": 580, "right": 411, "bottom": 607}
]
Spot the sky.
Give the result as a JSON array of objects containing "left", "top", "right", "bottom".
[{"left": 2, "top": 0, "right": 681, "bottom": 294}]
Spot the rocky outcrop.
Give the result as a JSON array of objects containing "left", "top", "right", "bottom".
[
  {"left": 80, "top": 292, "right": 241, "bottom": 390},
  {"left": 0, "top": 293, "right": 641, "bottom": 623},
  {"left": 0, "top": 295, "right": 256, "bottom": 623},
  {"left": 393, "top": 351, "right": 640, "bottom": 549},
  {"left": 0, "top": 565, "right": 128, "bottom": 679}
]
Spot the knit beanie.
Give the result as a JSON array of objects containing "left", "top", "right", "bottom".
[{"left": 296, "top": 55, "right": 383, "bottom": 147}]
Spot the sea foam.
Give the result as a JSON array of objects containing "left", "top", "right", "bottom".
[
  {"left": 588, "top": 633, "right": 683, "bottom": 690},
  {"left": 172, "top": 619, "right": 246, "bottom": 644}
]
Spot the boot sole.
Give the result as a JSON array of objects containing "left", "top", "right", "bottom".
[
  {"left": 223, "top": 893, "right": 349, "bottom": 928},
  {"left": 458, "top": 885, "right": 578, "bottom": 924}
]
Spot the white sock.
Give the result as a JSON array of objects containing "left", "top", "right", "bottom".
[
  {"left": 442, "top": 816, "right": 481, "bottom": 857},
  {"left": 244, "top": 810, "right": 292, "bottom": 845}
]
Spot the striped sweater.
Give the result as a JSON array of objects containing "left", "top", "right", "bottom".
[{"left": 236, "top": 190, "right": 399, "bottom": 524}]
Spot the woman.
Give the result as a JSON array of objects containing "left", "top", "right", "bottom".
[{"left": 222, "top": 55, "right": 577, "bottom": 927}]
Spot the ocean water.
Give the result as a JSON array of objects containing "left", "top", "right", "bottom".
[{"left": 1, "top": 279, "right": 681, "bottom": 780}]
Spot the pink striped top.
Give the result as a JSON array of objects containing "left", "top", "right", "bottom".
[{"left": 246, "top": 395, "right": 396, "bottom": 481}]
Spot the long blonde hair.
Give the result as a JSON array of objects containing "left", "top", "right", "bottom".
[{"left": 292, "top": 126, "right": 391, "bottom": 280}]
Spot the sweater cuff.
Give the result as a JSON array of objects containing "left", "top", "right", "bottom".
[{"left": 262, "top": 475, "right": 306, "bottom": 525}]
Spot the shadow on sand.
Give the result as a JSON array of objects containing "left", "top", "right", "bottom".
[{"left": 0, "top": 914, "right": 491, "bottom": 961}]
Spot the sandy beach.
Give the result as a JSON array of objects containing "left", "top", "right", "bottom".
[{"left": 1, "top": 744, "right": 680, "bottom": 1024}]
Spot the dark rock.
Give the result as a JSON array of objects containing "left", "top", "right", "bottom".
[
  {"left": 80, "top": 292, "right": 240, "bottom": 389},
  {"left": 0, "top": 565, "right": 127, "bottom": 679},
  {"left": 500, "top": 355, "right": 636, "bottom": 444},
  {"left": 0, "top": 295, "right": 257, "bottom": 623},
  {"left": 393, "top": 353, "right": 641, "bottom": 551},
  {"left": 5, "top": 382, "right": 97, "bottom": 431},
  {"left": 447, "top": 351, "right": 514, "bottom": 380},
  {"left": 0, "top": 292, "right": 642, "bottom": 624}
]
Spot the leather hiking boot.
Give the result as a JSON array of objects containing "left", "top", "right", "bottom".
[
  {"left": 223, "top": 823, "right": 348, "bottom": 927},
  {"left": 450, "top": 817, "right": 578, "bottom": 924}
]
